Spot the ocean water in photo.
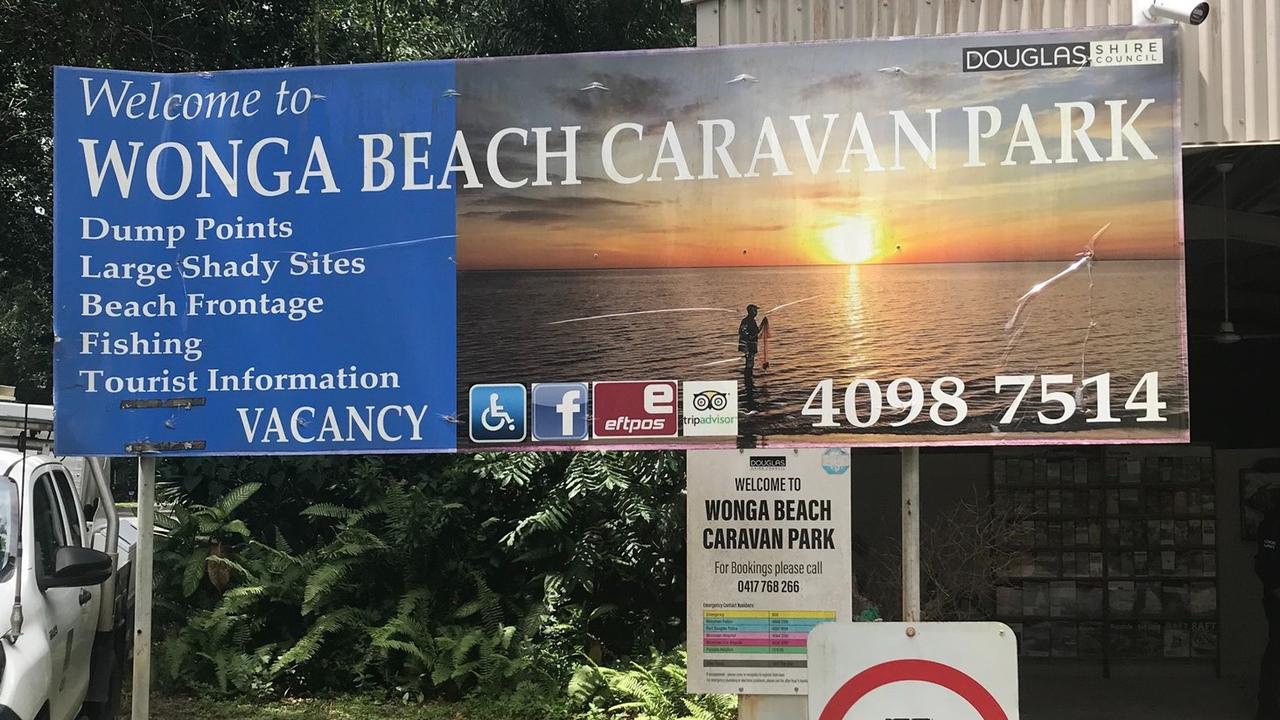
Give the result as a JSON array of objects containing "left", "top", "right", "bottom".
[{"left": 458, "top": 261, "right": 1187, "bottom": 444}]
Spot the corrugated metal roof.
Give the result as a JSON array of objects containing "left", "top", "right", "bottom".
[{"left": 690, "top": 0, "right": 1280, "bottom": 145}]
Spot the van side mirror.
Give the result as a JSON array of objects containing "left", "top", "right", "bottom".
[{"left": 42, "top": 547, "right": 113, "bottom": 589}]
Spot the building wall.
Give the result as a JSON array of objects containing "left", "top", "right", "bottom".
[
  {"left": 852, "top": 447, "right": 1268, "bottom": 678},
  {"left": 1217, "top": 448, "right": 1279, "bottom": 678},
  {"left": 691, "top": 0, "right": 1280, "bottom": 145}
]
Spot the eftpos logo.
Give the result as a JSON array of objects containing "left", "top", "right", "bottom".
[
  {"left": 593, "top": 381, "right": 678, "bottom": 438},
  {"left": 963, "top": 42, "right": 1089, "bottom": 72}
]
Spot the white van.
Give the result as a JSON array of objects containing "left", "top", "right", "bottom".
[{"left": 0, "top": 401, "right": 135, "bottom": 720}]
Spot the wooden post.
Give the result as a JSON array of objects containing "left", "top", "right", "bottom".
[
  {"left": 131, "top": 456, "right": 155, "bottom": 720},
  {"left": 902, "top": 447, "right": 921, "bottom": 622}
]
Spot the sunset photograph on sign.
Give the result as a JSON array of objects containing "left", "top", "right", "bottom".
[{"left": 452, "top": 27, "right": 1185, "bottom": 449}]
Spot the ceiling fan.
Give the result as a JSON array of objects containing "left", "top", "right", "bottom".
[{"left": 1194, "top": 161, "right": 1280, "bottom": 345}]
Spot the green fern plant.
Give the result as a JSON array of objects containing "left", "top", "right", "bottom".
[
  {"left": 573, "top": 648, "right": 737, "bottom": 720},
  {"left": 154, "top": 579, "right": 276, "bottom": 695},
  {"left": 361, "top": 574, "right": 540, "bottom": 695},
  {"left": 467, "top": 451, "right": 687, "bottom": 661},
  {"left": 154, "top": 451, "right": 691, "bottom": 698},
  {"left": 156, "top": 482, "right": 262, "bottom": 595},
  {"left": 154, "top": 488, "right": 311, "bottom": 697},
  {"left": 267, "top": 477, "right": 546, "bottom": 695}
]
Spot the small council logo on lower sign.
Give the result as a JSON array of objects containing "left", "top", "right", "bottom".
[
  {"left": 822, "top": 448, "right": 850, "bottom": 475},
  {"left": 748, "top": 455, "right": 787, "bottom": 469},
  {"left": 682, "top": 381, "right": 738, "bottom": 437}
]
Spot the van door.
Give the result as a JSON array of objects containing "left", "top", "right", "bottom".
[
  {"left": 51, "top": 467, "right": 100, "bottom": 712},
  {"left": 31, "top": 472, "right": 83, "bottom": 720}
]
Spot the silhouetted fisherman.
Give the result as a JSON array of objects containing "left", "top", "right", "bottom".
[
  {"left": 738, "top": 304, "right": 760, "bottom": 376},
  {"left": 737, "top": 304, "right": 761, "bottom": 414}
]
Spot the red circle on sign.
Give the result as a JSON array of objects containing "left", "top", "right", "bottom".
[{"left": 817, "top": 658, "right": 1009, "bottom": 720}]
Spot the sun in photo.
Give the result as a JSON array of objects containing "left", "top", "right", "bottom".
[{"left": 822, "top": 215, "right": 879, "bottom": 264}]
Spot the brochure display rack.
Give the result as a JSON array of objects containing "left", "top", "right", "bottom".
[{"left": 992, "top": 446, "right": 1219, "bottom": 676}]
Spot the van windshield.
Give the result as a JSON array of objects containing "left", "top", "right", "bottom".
[{"left": 0, "top": 480, "right": 13, "bottom": 575}]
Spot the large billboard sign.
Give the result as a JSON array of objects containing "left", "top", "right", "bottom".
[{"left": 53, "top": 26, "right": 1187, "bottom": 455}]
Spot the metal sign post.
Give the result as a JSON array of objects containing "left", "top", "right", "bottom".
[
  {"left": 739, "top": 695, "right": 806, "bottom": 720},
  {"left": 131, "top": 456, "right": 155, "bottom": 720},
  {"left": 901, "top": 447, "right": 921, "bottom": 622}
]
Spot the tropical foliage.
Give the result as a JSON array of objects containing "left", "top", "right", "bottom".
[
  {"left": 151, "top": 453, "right": 691, "bottom": 704},
  {"left": 572, "top": 649, "right": 738, "bottom": 720}
]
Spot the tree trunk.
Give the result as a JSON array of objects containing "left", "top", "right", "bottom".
[
  {"left": 374, "top": 0, "right": 385, "bottom": 61},
  {"left": 313, "top": 2, "right": 322, "bottom": 65}
]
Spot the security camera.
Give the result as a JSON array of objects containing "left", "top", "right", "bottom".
[{"left": 1139, "top": 0, "right": 1210, "bottom": 25}]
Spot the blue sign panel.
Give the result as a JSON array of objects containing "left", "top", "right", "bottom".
[{"left": 55, "top": 64, "right": 459, "bottom": 453}]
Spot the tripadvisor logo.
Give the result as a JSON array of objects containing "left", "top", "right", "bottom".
[{"left": 682, "top": 381, "right": 737, "bottom": 437}]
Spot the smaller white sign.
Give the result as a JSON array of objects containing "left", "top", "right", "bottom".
[
  {"left": 687, "top": 449, "right": 852, "bottom": 695},
  {"left": 807, "top": 622, "right": 1019, "bottom": 720},
  {"left": 1091, "top": 38, "right": 1163, "bottom": 67}
]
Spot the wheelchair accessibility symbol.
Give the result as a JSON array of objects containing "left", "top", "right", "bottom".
[
  {"left": 482, "top": 393, "right": 517, "bottom": 431},
  {"left": 469, "top": 384, "right": 526, "bottom": 443}
]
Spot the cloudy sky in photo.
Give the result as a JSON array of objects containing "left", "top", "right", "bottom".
[{"left": 453, "top": 27, "right": 1180, "bottom": 269}]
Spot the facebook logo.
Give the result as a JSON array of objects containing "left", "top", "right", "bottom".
[{"left": 531, "top": 383, "right": 589, "bottom": 442}]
